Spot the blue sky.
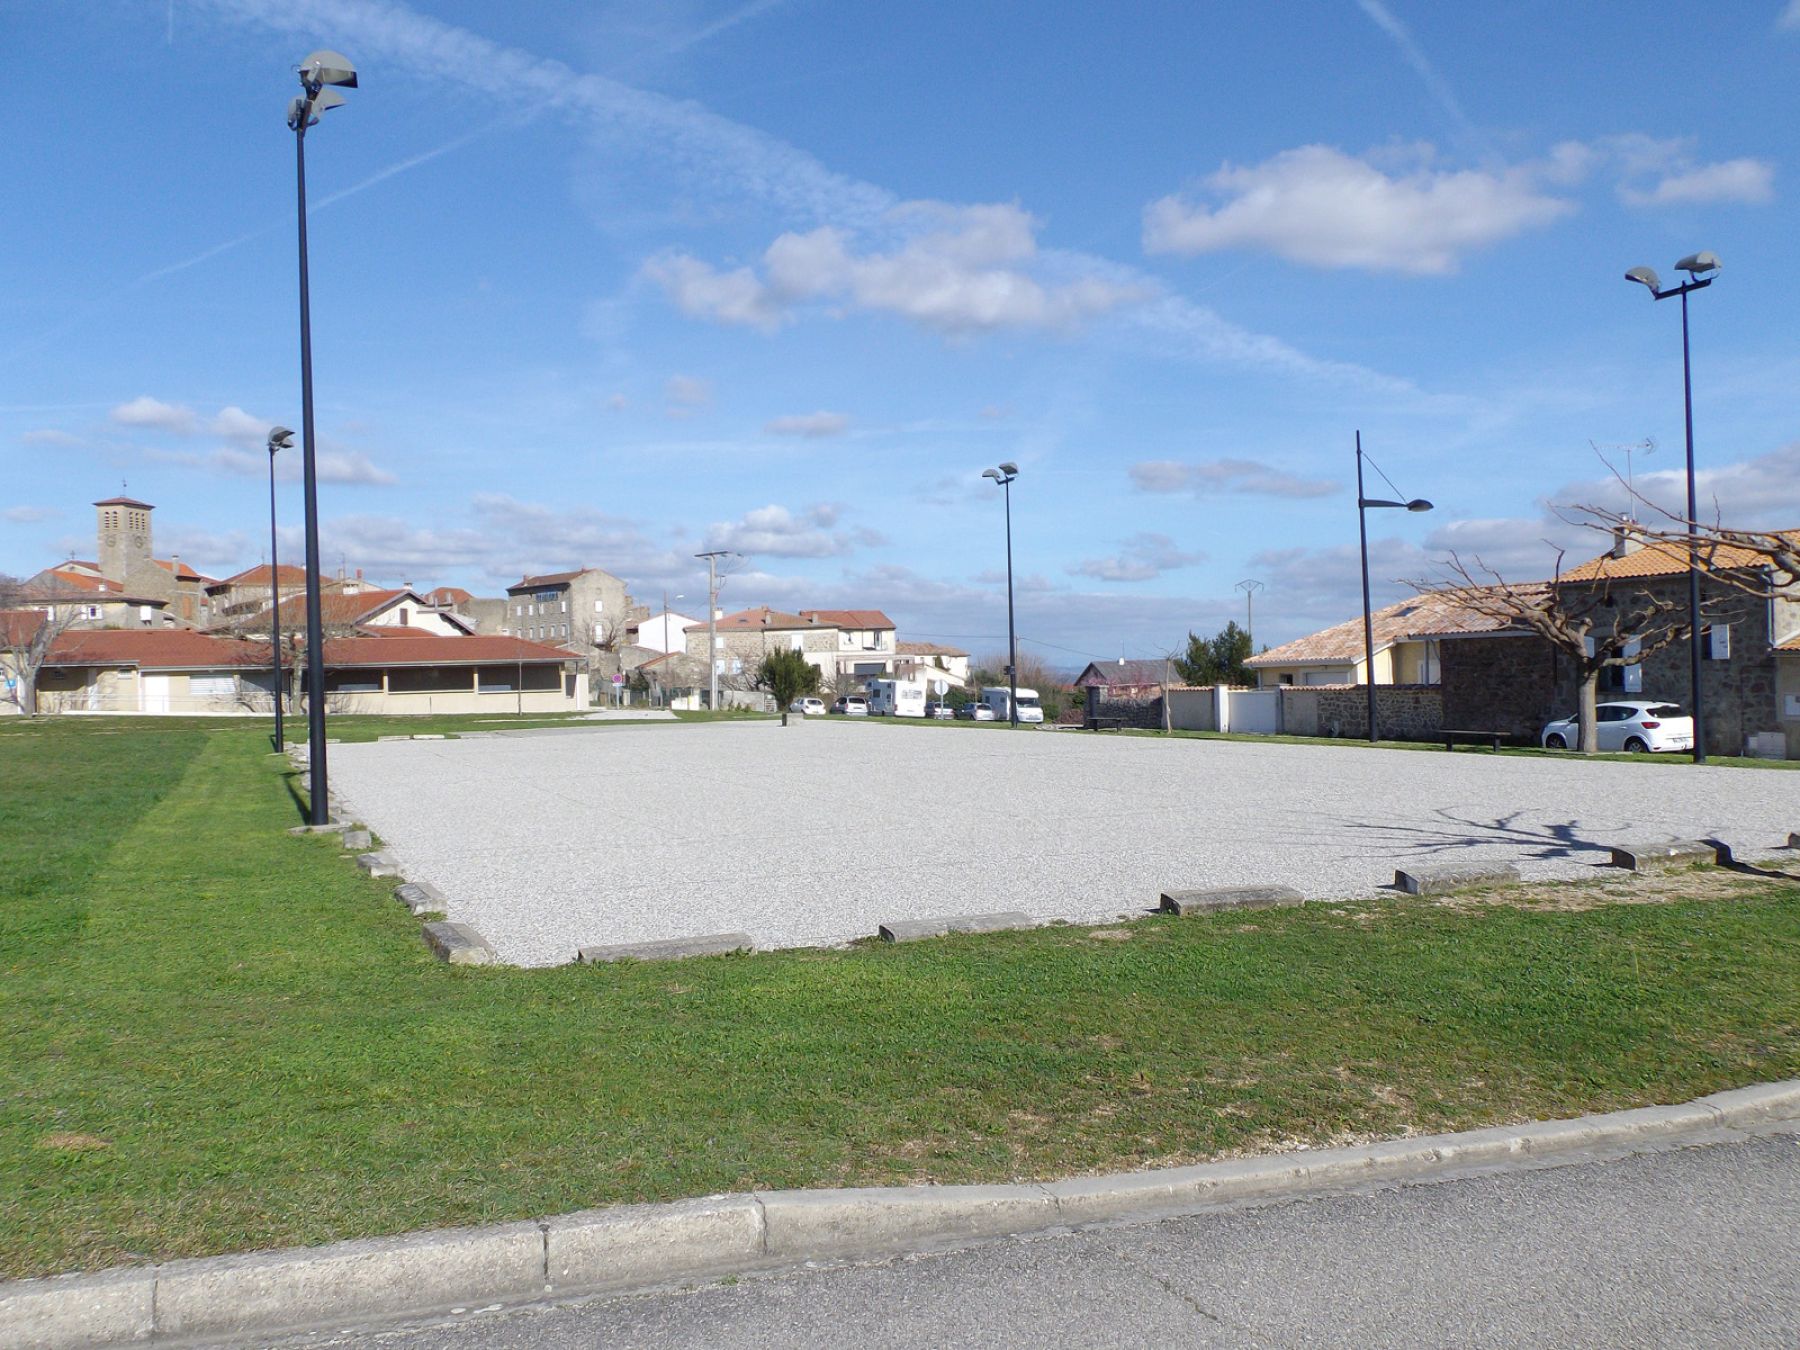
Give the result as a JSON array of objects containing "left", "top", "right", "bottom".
[{"left": 5, "top": 1, "right": 1798, "bottom": 665}]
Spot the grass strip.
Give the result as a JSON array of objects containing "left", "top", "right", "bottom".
[{"left": 1, "top": 717, "right": 1796, "bottom": 1278}]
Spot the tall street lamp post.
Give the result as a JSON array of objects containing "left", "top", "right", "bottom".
[
  {"left": 266, "top": 426, "right": 295, "bottom": 752},
  {"left": 1626, "top": 251, "right": 1721, "bottom": 765},
  {"left": 286, "top": 50, "right": 357, "bottom": 826},
  {"left": 1355, "top": 431, "right": 1432, "bottom": 744},
  {"left": 696, "top": 552, "right": 731, "bottom": 712},
  {"left": 981, "top": 463, "right": 1020, "bottom": 726}
]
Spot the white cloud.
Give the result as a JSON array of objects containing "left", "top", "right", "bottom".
[
  {"left": 702, "top": 502, "right": 883, "bottom": 559},
  {"left": 21, "top": 429, "right": 84, "bottom": 447},
  {"left": 1130, "top": 457, "right": 1339, "bottom": 499},
  {"left": 1071, "top": 532, "right": 1206, "bottom": 583},
  {"left": 2, "top": 505, "right": 58, "bottom": 524},
  {"left": 1620, "top": 158, "right": 1774, "bottom": 207},
  {"left": 209, "top": 405, "right": 273, "bottom": 447},
  {"left": 647, "top": 202, "right": 1148, "bottom": 335},
  {"left": 665, "top": 374, "right": 713, "bottom": 416},
  {"left": 1144, "top": 144, "right": 1575, "bottom": 275},
  {"left": 1550, "top": 440, "right": 1800, "bottom": 534},
  {"left": 1781, "top": 1, "right": 1800, "bottom": 30},
  {"left": 150, "top": 444, "right": 397, "bottom": 487},
  {"left": 111, "top": 396, "right": 199, "bottom": 434},
  {"left": 764, "top": 410, "right": 850, "bottom": 438}
]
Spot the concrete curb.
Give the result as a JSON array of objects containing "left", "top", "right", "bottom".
[{"left": 7, "top": 1079, "right": 1797, "bottom": 1348}]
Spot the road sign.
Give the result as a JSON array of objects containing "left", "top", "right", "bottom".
[
  {"left": 611, "top": 673, "right": 624, "bottom": 685},
  {"left": 932, "top": 679, "right": 949, "bottom": 697}
]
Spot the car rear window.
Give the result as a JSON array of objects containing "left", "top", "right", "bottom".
[{"left": 1645, "top": 705, "right": 1685, "bottom": 718}]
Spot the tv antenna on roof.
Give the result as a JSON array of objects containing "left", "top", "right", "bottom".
[{"left": 1589, "top": 439, "right": 1656, "bottom": 518}]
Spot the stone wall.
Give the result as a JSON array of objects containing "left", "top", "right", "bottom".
[
  {"left": 1287, "top": 684, "right": 1443, "bottom": 741},
  {"left": 1438, "top": 576, "right": 1784, "bottom": 755},
  {"left": 1071, "top": 691, "right": 1165, "bottom": 729}
]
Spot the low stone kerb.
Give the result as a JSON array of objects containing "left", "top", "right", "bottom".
[
  {"left": 1608, "top": 840, "right": 1722, "bottom": 871},
  {"left": 544, "top": 1195, "right": 765, "bottom": 1292},
  {"left": 577, "top": 933, "right": 754, "bottom": 964},
  {"left": 877, "top": 912, "right": 1034, "bottom": 943},
  {"left": 356, "top": 851, "right": 402, "bottom": 878},
  {"left": 1393, "top": 861, "right": 1521, "bottom": 896},
  {"left": 393, "top": 881, "right": 449, "bottom": 917},
  {"left": 423, "top": 922, "right": 497, "bottom": 966},
  {"left": 1160, "top": 885, "right": 1304, "bottom": 915}
]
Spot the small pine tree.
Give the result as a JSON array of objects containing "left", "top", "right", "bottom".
[{"left": 755, "top": 647, "right": 822, "bottom": 725}]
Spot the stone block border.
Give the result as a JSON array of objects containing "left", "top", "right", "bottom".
[
  {"left": 7, "top": 1080, "right": 1796, "bottom": 1349},
  {"left": 356, "top": 851, "right": 402, "bottom": 879},
  {"left": 393, "top": 881, "right": 449, "bottom": 917},
  {"left": 877, "top": 912, "right": 1035, "bottom": 943},
  {"left": 1159, "top": 885, "right": 1304, "bottom": 915},
  {"left": 423, "top": 921, "right": 497, "bottom": 966},
  {"left": 1608, "top": 840, "right": 1724, "bottom": 871},
  {"left": 577, "top": 933, "right": 755, "bottom": 964},
  {"left": 1393, "top": 861, "right": 1521, "bottom": 896}
]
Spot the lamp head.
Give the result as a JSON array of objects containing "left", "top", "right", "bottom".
[
  {"left": 1676, "top": 250, "right": 1721, "bottom": 278},
  {"left": 998, "top": 461, "right": 1019, "bottom": 476},
  {"left": 300, "top": 50, "right": 358, "bottom": 89},
  {"left": 1406, "top": 498, "right": 1433, "bottom": 513},
  {"left": 286, "top": 88, "right": 346, "bottom": 128},
  {"left": 981, "top": 468, "right": 1003, "bottom": 482},
  {"left": 1624, "top": 266, "right": 1661, "bottom": 294},
  {"left": 267, "top": 426, "right": 296, "bottom": 453}
]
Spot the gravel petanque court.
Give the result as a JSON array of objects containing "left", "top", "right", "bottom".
[{"left": 328, "top": 721, "right": 1797, "bottom": 967}]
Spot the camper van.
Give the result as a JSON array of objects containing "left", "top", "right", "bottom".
[
  {"left": 866, "top": 677, "right": 927, "bottom": 718},
  {"left": 980, "top": 686, "right": 1044, "bottom": 724}
]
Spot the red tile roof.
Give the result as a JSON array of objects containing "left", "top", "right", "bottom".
[
  {"left": 273, "top": 588, "right": 412, "bottom": 628},
  {"left": 1557, "top": 532, "right": 1799, "bottom": 582},
  {"left": 1247, "top": 591, "right": 1531, "bottom": 668},
  {"left": 215, "top": 563, "right": 310, "bottom": 588},
  {"left": 897, "top": 640, "right": 967, "bottom": 657},
  {"left": 320, "top": 635, "right": 574, "bottom": 667},
  {"left": 800, "top": 608, "right": 895, "bottom": 630},
  {"left": 153, "top": 558, "right": 207, "bottom": 582},
  {"left": 426, "top": 586, "right": 473, "bottom": 606},
  {"left": 509, "top": 569, "right": 588, "bottom": 591},
  {"left": 1, "top": 610, "right": 46, "bottom": 646},
  {"left": 712, "top": 606, "right": 817, "bottom": 632},
  {"left": 47, "top": 629, "right": 269, "bottom": 670}
]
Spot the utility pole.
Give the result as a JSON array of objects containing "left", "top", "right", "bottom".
[
  {"left": 1236, "top": 579, "right": 1264, "bottom": 651},
  {"left": 696, "top": 551, "right": 731, "bottom": 712}
]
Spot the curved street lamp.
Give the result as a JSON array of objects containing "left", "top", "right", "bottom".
[
  {"left": 982, "top": 463, "right": 1021, "bottom": 726},
  {"left": 1625, "top": 250, "right": 1720, "bottom": 764},
  {"left": 1356, "top": 432, "right": 1432, "bottom": 743},
  {"left": 287, "top": 49, "right": 357, "bottom": 824},
  {"left": 266, "top": 426, "right": 295, "bottom": 752}
]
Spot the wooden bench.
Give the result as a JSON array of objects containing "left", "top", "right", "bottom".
[
  {"left": 1085, "top": 716, "right": 1127, "bottom": 732},
  {"left": 1440, "top": 729, "right": 1508, "bottom": 751}
]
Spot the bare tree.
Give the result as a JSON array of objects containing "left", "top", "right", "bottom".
[
  {"left": 1566, "top": 500, "right": 1800, "bottom": 597},
  {"left": 1414, "top": 555, "right": 1692, "bottom": 753},
  {"left": 0, "top": 575, "right": 88, "bottom": 717}
]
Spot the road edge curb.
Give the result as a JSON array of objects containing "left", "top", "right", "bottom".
[{"left": 6, "top": 1079, "right": 1797, "bottom": 1348}]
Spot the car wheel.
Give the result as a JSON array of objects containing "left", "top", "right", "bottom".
[
  {"left": 1624, "top": 737, "right": 1649, "bottom": 753},
  {"left": 1545, "top": 733, "right": 1566, "bottom": 750}
]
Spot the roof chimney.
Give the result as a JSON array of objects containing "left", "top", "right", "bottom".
[{"left": 1611, "top": 525, "right": 1642, "bottom": 559}]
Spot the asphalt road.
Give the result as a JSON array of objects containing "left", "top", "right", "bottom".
[
  {"left": 328, "top": 719, "right": 1798, "bottom": 965},
  {"left": 304, "top": 1127, "right": 1800, "bottom": 1349}
]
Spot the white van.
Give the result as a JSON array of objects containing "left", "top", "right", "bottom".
[
  {"left": 866, "top": 678, "right": 927, "bottom": 718},
  {"left": 981, "top": 686, "right": 1044, "bottom": 724}
]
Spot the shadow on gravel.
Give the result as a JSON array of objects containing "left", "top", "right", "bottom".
[{"left": 1335, "top": 809, "right": 1607, "bottom": 862}]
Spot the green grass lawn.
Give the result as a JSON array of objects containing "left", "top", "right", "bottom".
[{"left": 2, "top": 716, "right": 1798, "bottom": 1279}]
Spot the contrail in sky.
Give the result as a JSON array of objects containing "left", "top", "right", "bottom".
[{"left": 1354, "top": 0, "right": 1476, "bottom": 140}]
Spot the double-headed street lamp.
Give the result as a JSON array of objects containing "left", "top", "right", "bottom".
[
  {"left": 266, "top": 426, "right": 295, "bottom": 752},
  {"left": 981, "top": 462, "right": 1021, "bottom": 726},
  {"left": 1625, "top": 250, "right": 1721, "bottom": 765},
  {"left": 1355, "top": 431, "right": 1432, "bottom": 744},
  {"left": 287, "top": 50, "right": 357, "bottom": 825}
]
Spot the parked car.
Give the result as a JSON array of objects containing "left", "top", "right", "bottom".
[
  {"left": 923, "top": 700, "right": 955, "bottom": 720},
  {"left": 789, "top": 696, "right": 827, "bottom": 716},
  {"left": 829, "top": 695, "right": 869, "bottom": 717},
  {"left": 1541, "top": 700, "right": 1694, "bottom": 753},
  {"left": 955, "top": 702, "right": 996, "bottom": 721}
]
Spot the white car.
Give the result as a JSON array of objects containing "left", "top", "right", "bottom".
[
  {"left": 1541, "top": 700, "right": 1694, "bottom": 753},
  {"left": 829, "top": 695, "right": 869, "bottom": 717},
  {"left": 789, "top": 696, "right": 827, "bottom": 716},
  {"left": 955, "top": 702, "right": 996, "bottom": 721}
]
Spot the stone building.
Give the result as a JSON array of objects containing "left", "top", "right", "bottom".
[
  {"left": 684, "top": 607, "right": 843, "bottom": 686},
  {"left": 1437, "top": 533, "right": 1800, "bottom": 756},
  {"left": 26, "top": 498, "right": 213, "bottom": 627}
]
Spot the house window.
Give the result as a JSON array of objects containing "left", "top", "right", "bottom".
[
  {"left": 593, "top": 599, "right": 604, "bottom": 613},
  {"left": 1705, "top": 624, "right": 1731, "bottom": 660},
  {"left": 560, "top": 600, "right": 567, "bottom": 613},
  {"left": 398, "top": 607, "right": 409, "bottom": 625},
  {"left": 1604, "top": 639, "right": 1643, "bottom": 693},
  {"left": 560, "top": 624, "right": 568, "bottom": 638}
]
